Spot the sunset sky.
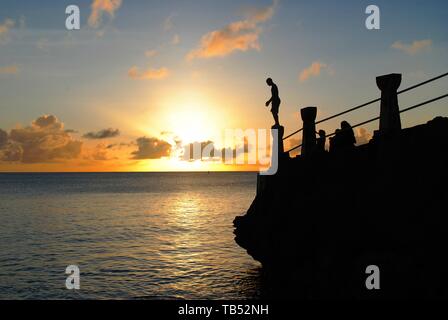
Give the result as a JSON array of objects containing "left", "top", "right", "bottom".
[{"left": 1, "top": 0, "right": 448, "bottom": 172}]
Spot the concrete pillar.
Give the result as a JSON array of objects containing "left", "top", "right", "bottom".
[
  {"left": 376, "top": 73, "right": 402, "bottom": 135},
  {"left": 300, "top": 107, "right": 317, "bottom": 156},
  {"left": 272, "top": 124, "right": 285, "bottom": 154}
]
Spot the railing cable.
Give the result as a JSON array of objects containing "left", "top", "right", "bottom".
[
  {"left": 397, "top": 72, "right": 448, "bottom": 95},
  {"left": 284, "top": 93, "right": 448, "bottom": 154},
  {"left": 283, "top": 72, "right": 448, "bottom": 141}
]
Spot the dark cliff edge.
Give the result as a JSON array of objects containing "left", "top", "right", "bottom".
[{"left": 234, "top": 116, "right": 448, "bottom": 299}]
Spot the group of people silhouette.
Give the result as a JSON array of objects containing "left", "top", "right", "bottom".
[
  {"left": 265, "top": 78, "right": 357, "bottom": 154},
  {"left": 314, "top": 123, "right": 357, "bottom": 154},
  {"left": 328, "top": 121, "right": 357, "bottom": 153}
]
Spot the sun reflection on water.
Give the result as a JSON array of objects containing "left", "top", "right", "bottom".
[{"left": 0, "top": 172, "right": 262, "bottom": 299}]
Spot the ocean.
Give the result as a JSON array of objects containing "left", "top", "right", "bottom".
[{"left": 0, "top": 172, "right": 261, "bottom": 299}]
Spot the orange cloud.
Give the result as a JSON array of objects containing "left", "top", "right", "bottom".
[
  {"left": 355, "top": 127, "right": 372, "bottom": 146},
  {"left": 0, "top": 65, "right": 19, "bottom": 75},
  {"left": 88, "top": 0, "right": 122, "bottom": 28},
  {"left": 391, "top": 39, "right": 432, "bottom": 55},
  {"left": 299, "top": 61, "right": 328, "bottom": 82},
  {"left": 128, "top": 66, "right": 170, "bottom": 80},
  {"left": 186, "top": 0, "right": 278, "bottom": 60}
]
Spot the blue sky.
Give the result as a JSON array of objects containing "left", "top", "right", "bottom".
[{"left": 1, "top": 0, "right": 448, "bottom": 170}]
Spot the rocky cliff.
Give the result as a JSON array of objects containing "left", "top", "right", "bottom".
[{"left": 234, "top": 117, "right": 448, "bottom": 299}]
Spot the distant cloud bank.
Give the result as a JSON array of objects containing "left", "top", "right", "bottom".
[{"left": 0, "top": 115, "right": 176, "bottom": 164}]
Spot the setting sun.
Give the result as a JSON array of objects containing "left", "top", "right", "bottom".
[{"left": 162, "top": 91, "right": 224, "bottom": 144}]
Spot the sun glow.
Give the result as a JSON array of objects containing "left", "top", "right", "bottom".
[
  {"left": 97, "top": 86, "right": 247, "bottom": 171},
  {"left": 168, "top": 108, "right": 211, "bottom": 143},
  {"left": 162, "top": 91, "right": 224, "bottom": 144}
]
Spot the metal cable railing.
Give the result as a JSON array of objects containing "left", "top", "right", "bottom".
[
  {"left": 285, "top": 93, "right": 448, "bottom": 154},
  {"left": 283, "top": 72, "right": 448, "bottom": 142}
]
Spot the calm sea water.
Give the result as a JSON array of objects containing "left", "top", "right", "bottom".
[{"left": 0, "top": 172, "right": 261, "bottom": 300}]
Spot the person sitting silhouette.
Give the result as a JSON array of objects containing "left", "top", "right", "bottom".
[
  {"left": 329, "top": 129, "right": 340, "bottom": 153},
  {"left": 338, "top": 121, "right": 356, "bottom": 150},
  {"left": 265, "top": 78, "right": 281, "bottom": 126},
  {"left": 316, "top": 130, "right": 326, "bottom": 153}
]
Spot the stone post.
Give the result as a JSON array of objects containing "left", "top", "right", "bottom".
[
  {"left": 272, "top": 124, "right": 285, "bottom": 155},
  {"left": 300, "top": 107, "right": 317, "bottom": 156},
  {"left": 376, "top": 73, "right": 402, "bottom": 136}
]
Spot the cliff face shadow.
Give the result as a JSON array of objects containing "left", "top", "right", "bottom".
[{"left": 234, "top": 116, "right": 448, "bottom": 299}]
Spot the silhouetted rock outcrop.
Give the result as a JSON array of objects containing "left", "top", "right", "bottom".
[{"left": 234, "top": 117, "right": 448, "bottom": 299}]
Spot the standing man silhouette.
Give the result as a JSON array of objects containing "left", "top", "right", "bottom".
[{"left": 265, "top": 78, "right": 281, "bottom": 126}]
